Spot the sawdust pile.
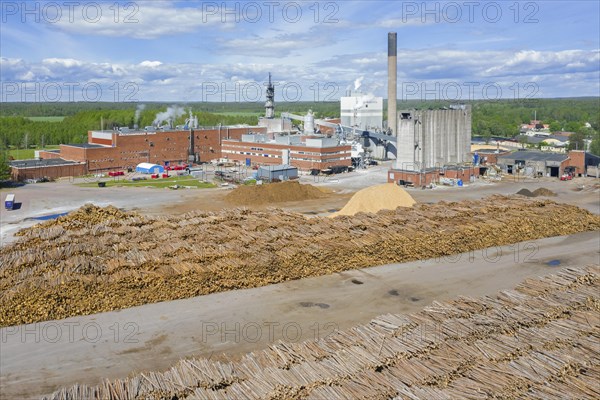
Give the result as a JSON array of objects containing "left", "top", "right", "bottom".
[
  {"left": 224, "top": 181, "right": 329, "bottom": 205},
  {"left": 45, "top": 265, "right": 600, "bottom": 400},
  {"left": 1, "top": 196, "right": 599, "bottom": 326},
  {"left": 517, "top": 188, "right": 557, "bottom": 197},
  {"left": 331, "top": 183, "right": 416, "bottom": 217}
]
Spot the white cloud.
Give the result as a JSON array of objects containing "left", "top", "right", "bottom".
[
  {"left": 139, "top": 61, "right": 163, "bottom": 68},
  {"left": 49, "top": 1, "right": 233, "bottom": 39},
  {"left": 1, "top": 47, "right": 598, "bottom": 102},
  {"left": 379, "top": 17, "right": 434, "bottom": 28},
  {"left": 484, "top": 50, "right": 600, "bottom": 77},
  {"left": 42, "top": 58, "right": 83, "bottom": 68}
]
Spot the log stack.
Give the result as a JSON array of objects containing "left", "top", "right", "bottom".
[
  {"left": 1, "top": 196, "right": 599, "bottom": 326},
  {"left": 43, "top": 265, "right": 600, "bottom": 400}
]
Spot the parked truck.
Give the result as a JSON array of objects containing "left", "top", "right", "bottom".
[{"left": 5, "top": 194, "right": 15, "bottom": 210}]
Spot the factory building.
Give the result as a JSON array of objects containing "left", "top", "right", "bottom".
[
  {"left": 497, "top": 150, "right": 600, "bottom": 178},
  {"left": 258, "top": 117, "right": 293, "bottom": 133},
  {"left": 394, "top": 105, "right": 472, "bottom": 172},
  {"left": 222, "top": 134, "right": 352, "bottom": 171},
  {"left": 10, "top": 158, "right": 87, "bottom": 182},
  {"left": 387, "top": 105, "right": 472, "bottom": 186},
  {"left": 340, "top": 95, "right": 383, "bottom": 131},
  {"left": 388, "top": 165, "right": 480, "bottom": 187},
  {"left": 35, "top": 126, "right": 267, "bottom": 173}
]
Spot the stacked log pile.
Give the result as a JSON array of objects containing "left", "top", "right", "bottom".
[
  {"left": 44, "top": 265, "right": 600, "bottom": 399},
  {"left": 1, "top": 196, "right": 600, "bottom": 326}
]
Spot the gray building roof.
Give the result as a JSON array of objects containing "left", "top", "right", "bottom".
[
  {"left": 62, "top": 143, "right": 107, "bottom": 149},
  {"left": 258, "top": 164, "right": 297, "bottom": 172},
  {"left": 516, "top": 135, "right": 569, "bottom": 145},
  {"left": 498, "top": 151, "right": 569, "bottom": 163},
  {"left": 10, "top": 158, "right": 83, "bottom": 168}
]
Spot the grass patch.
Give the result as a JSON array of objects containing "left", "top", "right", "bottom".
[
  {"left": 8, "top": 146, "right": 60, "bottom": 160},
  {"left": 26, "top": 116, "right": 65, "bottom": 122},
  {"left": 78, "top": 176, "right": 217, "bottom": 189}
]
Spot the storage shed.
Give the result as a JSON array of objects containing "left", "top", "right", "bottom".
[
  {"left": 497, "top": 151, "right": 569, "bottom": 177},
  {"left": 135, "top": 163, "right": 165, "bottom": 174},
  {"left": 257, "top": 164, "right": 298, "bottom": 182}
]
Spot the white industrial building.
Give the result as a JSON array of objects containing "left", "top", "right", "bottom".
[
  {"left": 395, "top": 105, "right": 472, "bottom": 171},
  {"left": 340, "top": 95, "right": 383, "bottom": 131}
]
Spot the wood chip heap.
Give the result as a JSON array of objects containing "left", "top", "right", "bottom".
[
  {"left": 1, "top": 196, "right": 599, "bottom": 327},
  {"left": 44, "top": 265, "right": 600, "bottom": 400},
  {"left": 331, "top": 183, "right": 416, "bottom": 217}
]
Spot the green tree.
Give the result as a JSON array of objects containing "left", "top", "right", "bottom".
[
  {"left": 549, "top": 121, "right": 562, "bottom": 132},
  {"left": 589, "top": 131, "right": 600, "bottom": 156},
  {"left": 568, "top": 130, "right": 586, "bottom": 151},
  {"left": 564, "top": 121, "right": 583, "bottom": 133},
  {"left": 0, "top": 140, "right": 11, "bottom": 181}
]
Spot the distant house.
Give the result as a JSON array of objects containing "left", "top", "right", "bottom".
[
  {"left": 520, "top": 120, "right": 550, "bottom": 134},
  {"left": 515, "top": 134, "right": 570, "bottom": 152}
]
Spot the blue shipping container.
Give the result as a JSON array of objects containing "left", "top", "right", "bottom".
[{"left": 5, "top": 194, "right": 15, "bottom": 210}]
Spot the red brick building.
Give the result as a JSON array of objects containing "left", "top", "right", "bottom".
[
  {"left": 472, "top": 149, "right": 512, "bottom": 165},
  {"left": 37, "top": 126, "right": 267, "bottom": 172},
  {"left": 221, "top": 135, "right": 351, "bottom": 170},
  {"left": 10, "top": 159, "right": 87, "bottom": 181},
  {"left": 388, "top": 166, "right": 480, "bottom": 186}
]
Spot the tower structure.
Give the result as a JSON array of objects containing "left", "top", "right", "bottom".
[
  {"left": 388, "top": 32, "right": 397, "bottom": 136},
  {"left": 265, "top": 73, "right": 275, "bottom": 119}
]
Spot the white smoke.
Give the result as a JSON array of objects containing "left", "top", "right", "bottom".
[
  {"left": 153, "top": 105, "right": 186, "bottom": 126},
  {"left": 354, "top": 76, "right": 364, "bottom": 92},
  {"left": 354, "top": 93, "right": 375, "bottom": 110},
  {"left": 134, "top": 103, "right": 146, "bottom": 125}
]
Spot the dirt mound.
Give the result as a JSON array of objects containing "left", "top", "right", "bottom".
[
  {"left": 516, "top": 188, "right": 534, "bottom": 197},
  {"left": 224, "top": 181, "right": 328, "bottom": 205},
  {"left": 516, "top": 188, "right": 557, "bottom": 198},
  {"left": 331, "top": 183, "right": 416, "bottom": 217},
  {"left": 532, "top": 187, "right": 557, "bottom": 197}
]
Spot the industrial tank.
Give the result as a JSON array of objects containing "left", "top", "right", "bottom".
[{"left": 304, "top": 110, "right": 315, "bottom": 134}]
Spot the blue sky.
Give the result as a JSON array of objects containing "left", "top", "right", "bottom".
[{"left": 1, "top": 0, "right": 599, "bottom": 102}]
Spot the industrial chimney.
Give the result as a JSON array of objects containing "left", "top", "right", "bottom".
[{"left": 387, "top": 32, "right": 397, "bottom": 136}]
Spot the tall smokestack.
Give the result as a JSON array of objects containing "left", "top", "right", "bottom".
[{"left": 388, "top": 32, "right": 397, "bottom": 136}]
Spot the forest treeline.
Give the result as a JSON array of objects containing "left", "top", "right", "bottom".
[{"left": 0, "top": 98, "right": 598, "bottom": 148}]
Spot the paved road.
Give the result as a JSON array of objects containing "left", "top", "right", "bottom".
[{"left": 1, "top": 231, "right": 598, "bottom": 399}]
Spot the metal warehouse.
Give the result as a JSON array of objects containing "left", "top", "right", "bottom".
[
  {"left": 257, "top": 165, "right": 299, "bottom": 182},
  {"left": 497, "top": 150, "right": 569, "bottom": 177}
]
